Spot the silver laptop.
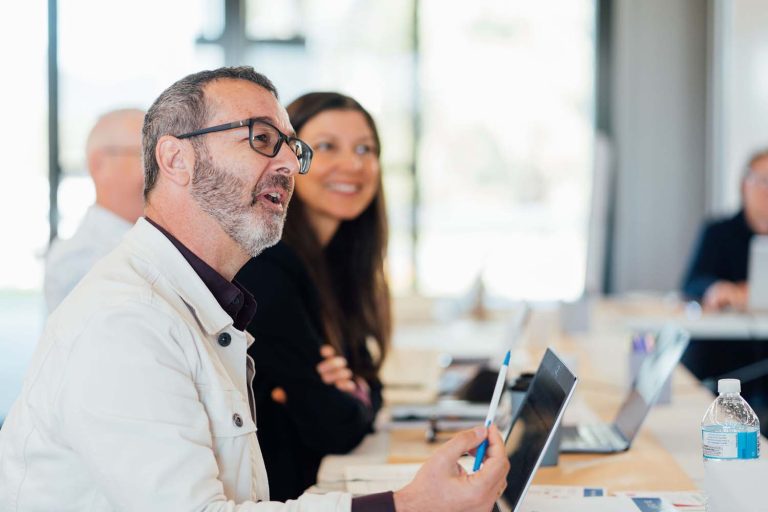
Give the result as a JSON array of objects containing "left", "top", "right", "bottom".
[
  {"left": 495, "top": 348, "right": 578, "bottom": 512},
  {"left": 559, "top": 325, "right": 690, "bottom": 454},
  {"left": 748, "top": 235, "right": 768, "bottom": 311}
]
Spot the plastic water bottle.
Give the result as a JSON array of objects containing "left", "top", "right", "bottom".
[{"left": 701, "top": 378, "right": 760, "bottom": 462}]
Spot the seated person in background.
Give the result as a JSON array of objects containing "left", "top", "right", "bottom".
[
  {"left": 44, "top": 108, "right": 145, "bottom": 312},
  {"left": 236, "top": 92, "right": 390, "bottom": 501},
  {"left": 680, "top": 149, "right": 768, "bottom": 436},
  {"left": 682, "top": 149, "right": 768, "bottom": 311}
]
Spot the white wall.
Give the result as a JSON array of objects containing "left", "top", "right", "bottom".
[{"left": 610, "top": 0, "right": 708, "bottom": 293}]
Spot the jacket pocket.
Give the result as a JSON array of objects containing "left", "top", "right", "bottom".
[
  {"left": 195, "top": 385, "right": 260, "bottom": 501},
  {"left": 196, "top": 385, "right": 257, "bottom": 438}
]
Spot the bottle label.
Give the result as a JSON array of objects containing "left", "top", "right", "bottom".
[{"left": 702, "top": 430, "right": 759, "bottom": 459}]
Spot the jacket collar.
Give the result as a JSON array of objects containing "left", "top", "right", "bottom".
[
  {"left": 144, "top": 217, "right": 257, "bottom": 331},
  {"left": 123, "top": 218, "right": 237, "bottom": 337}
]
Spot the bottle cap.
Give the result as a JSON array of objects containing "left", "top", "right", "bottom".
[{"left": 718, "top": 378, "right": 741, "bottom": 394}]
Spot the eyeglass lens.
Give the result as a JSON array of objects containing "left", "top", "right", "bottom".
[
  {"left": 250, "top": 123, "right": 281, "bottom": 155},
  {"left": 250, "top": 121, "right": 311, "bottom": 174},
  {"left": 748, "top": 172, "right": 768, "bottom": 188}
]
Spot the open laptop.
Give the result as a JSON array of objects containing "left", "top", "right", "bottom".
[
  {"left": 748, "top": 235, "right": 768, "bottom": 311},
  {"left": 559, "top": 325, "right": 690, "bottom": 454},
  {"left": 494, "top": 347, "right": 578, "bottom": 512}
]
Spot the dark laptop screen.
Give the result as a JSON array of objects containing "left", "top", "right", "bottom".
[{"left": 499, "top": 348, "right": 577, "bottom": 511}]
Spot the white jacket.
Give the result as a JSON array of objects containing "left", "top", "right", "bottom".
[{"left": 0, "top": 219, "right": 351, "bottom": 512}]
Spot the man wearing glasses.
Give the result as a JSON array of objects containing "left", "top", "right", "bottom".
[
  {"left": 680, "top": 148, "right": 768, "bottom": 440},
  {"left": 0, "top": 67, "right": 508, "bottom": 511},
  {"left": 682, "top": 149, "right": 768, "bottom": 310}
]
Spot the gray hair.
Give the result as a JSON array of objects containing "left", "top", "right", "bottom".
[
  {"left": 142, "top": 66, "right": 278, "bottom": 198},
  {"left": 744, "top": 148, "right": 768, "bottom": 179}
]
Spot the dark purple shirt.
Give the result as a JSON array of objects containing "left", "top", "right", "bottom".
[
  {"left": 145, "top": 217, "right": 257, "bottom": 330},
  {"left": 352, "top": 491, "right": 395, "bottom": 511},
  {"left": 145, "top": 218, "right": 395, "bottom": 511}
]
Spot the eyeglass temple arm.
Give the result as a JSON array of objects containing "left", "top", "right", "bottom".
[{"left": 177, "top": 119, "right": 250, "bottom": 139}]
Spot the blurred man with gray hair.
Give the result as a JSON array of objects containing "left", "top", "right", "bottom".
[{"left": 44, "top": 108, "right": 145, "bottom": 311}]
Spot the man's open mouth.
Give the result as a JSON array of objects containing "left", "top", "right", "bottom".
[{"left": 264, "top": 191, "right": 281, "bottom": 204}]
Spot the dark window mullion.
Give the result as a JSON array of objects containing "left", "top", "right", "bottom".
[{"left": 47, "top": 0, "right": 60, "bottom": 243}]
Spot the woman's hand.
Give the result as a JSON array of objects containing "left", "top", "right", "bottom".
[
  {"left": 270, "top": 344, "right": 359, "bottom": 405},
  {"left": 316, "top": 344, "right": 356, "bottom": 393}
]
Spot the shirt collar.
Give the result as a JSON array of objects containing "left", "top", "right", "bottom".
[
  {"left": 83, "top": 204, "right": 134, "bottom": 240},
  {"left": 144, "top": 217, "right": 257, "bottom": 331}
]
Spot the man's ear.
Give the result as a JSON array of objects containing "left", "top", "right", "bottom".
[
  {"left": 87, "top": 150, "right": 105, "bottom": 182},
  {"left": 155, "top": 135, "right": 194, "bottom": 187}
]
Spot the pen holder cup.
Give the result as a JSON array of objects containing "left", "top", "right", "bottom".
[{"left": 628, "top": 342, "right": 672, "bottom": 405}]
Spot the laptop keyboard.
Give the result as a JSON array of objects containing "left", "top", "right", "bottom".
[
  {"left": 570, "top": 423, "right": 625, "bottom": 450},
  {"left": 579, "top": 423, "right": 619, "bottom": 446}
]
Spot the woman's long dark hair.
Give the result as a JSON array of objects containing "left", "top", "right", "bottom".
[{"left": 284, "top": 92, "right": 390, "bottom": 381}]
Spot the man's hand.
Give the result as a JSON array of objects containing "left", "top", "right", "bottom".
[
  {"left": 316, "top": 344, "right": 356, "bottom": 393},
  {"left": 393, "top": 425, "right": 509, "bottom": 512},
  {"left": 703, "top": 281, "right": 749, "bottom": 311}
]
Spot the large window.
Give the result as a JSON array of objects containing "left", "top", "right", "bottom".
[
  {"left": 0, "top": 2, "right": 48, "bottom": 421},
  {"left": 417, "top": 0, "right": 595, "bottom": 301},
  {"left": 54, "top": 0, "right": 597, "bottom": 302},
  {"left": 0, "top": 3, "right": 48, "bottom": 290}
]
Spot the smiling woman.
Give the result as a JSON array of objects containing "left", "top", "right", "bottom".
[
  {"left": 292, "top": 108, "right": 381, "bottom": 245},
  {"left": 234, "top": 92, "right": 390, "bottom": 501}
]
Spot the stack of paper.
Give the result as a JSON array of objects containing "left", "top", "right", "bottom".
[
  {"left": 521, "top": 495, "right": 676, "bottom": 512},
  {"left": 527, "top": 485, "right": 606, "bottom": 498},
  {"left": 343, "top": 463, "right": 421, "bottom": 495},
  {"left": 614, "top": 491, "right": 705, "bottom": 511},
  {"left": 520, "top": 487, "right": 703, "bottom": 512}
]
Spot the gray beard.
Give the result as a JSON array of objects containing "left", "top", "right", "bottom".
[{"left": 190, "top": 150, "right": 286, "bottom": 258}]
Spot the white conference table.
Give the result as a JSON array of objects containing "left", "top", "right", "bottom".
[{"left": 624, "top": 299, "right": 768, "bottom": 340}]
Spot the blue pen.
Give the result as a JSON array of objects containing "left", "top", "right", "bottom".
[{"left": 472, "top": 350, "right": 511, "bottom": 472}]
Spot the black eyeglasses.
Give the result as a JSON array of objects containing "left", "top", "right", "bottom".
[
  {"left": 746, "top": 171, "right": 768, "bottom": 189},
  {"left": 176, "top": 118, "right": 313, "bottom": 174}
]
